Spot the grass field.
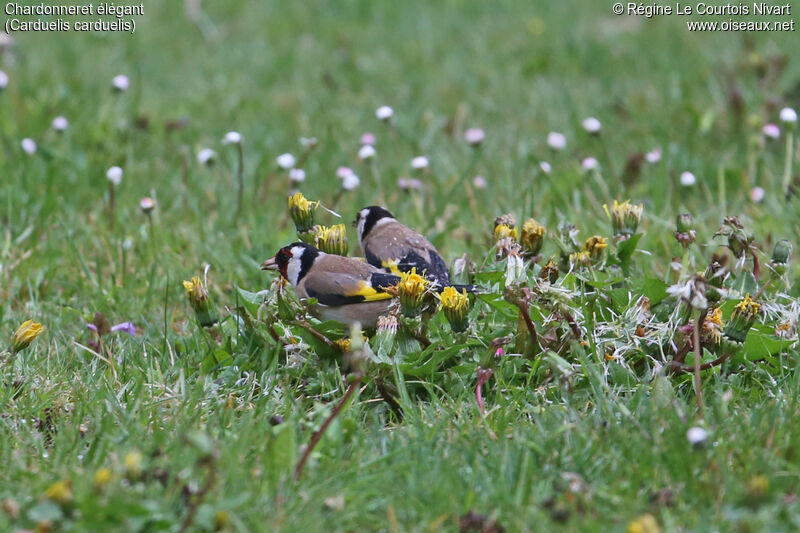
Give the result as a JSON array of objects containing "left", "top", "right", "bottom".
[{"left": 1, "top": 1, "right": 800, "bottom": 531}]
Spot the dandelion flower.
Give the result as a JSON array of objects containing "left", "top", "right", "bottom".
[
  {"left": 44, "top": 480, "right": 73, "bottom": 504},
  {"left": 397, "top": 268, "right": 428, "bottom": 317},
  {"left": 581, "top": 117, "right": 602, "bottom": 134},
  {"left": 314, "top": 224, "right": 349, "bottom": 256},
  {"left": 603, "top": 200, "right": 643, "bottom": 238},
  {"left": 106, "top": 166, "right": 123, "bottom": 186},
  {"left": 439, "top": 286, "right": 470, "bottom": 333},
  {"left": 411, "top": 156, "right": 429, "bottom": 170},
  {"left": 520, "top": 218, "right": 545, "bottom": 255},
  {"left": 547, "top": 132, "right": 566, "bottom": 150},
  {"left": 358, "top": 144, "right": 376, "bottom": 160},
  {"left": 182, "top": 276, "right": 219, "bottom": 327},
  {"left": 197, "top": 148, "right": 216, "bottom": 165},
  {"left": 20, "top": 138, "right": 36, "bottom": 155},
  {"left": 10, "top": 319, "right": 44, "bottom": 354},
  {"left": 376, "top": 105, "right": 394, "bottom": 121},
  {"left": 52, "top": 116, "right": 69, "bottom": 132},
  {"left": 288, "top": 192, "right": 318, "bottom": 232},
  {"left": 680, "top": 171, "right": 696, "bottom": 186},
  {"left": 111, "top": 74, "right": 130, "bottom": 92},
  {"left": 276, "top": 153, "right": 296, "bottom": 170}
]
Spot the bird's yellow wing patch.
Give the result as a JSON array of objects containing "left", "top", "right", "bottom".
[
  {"left": 345, "top": 282, "right": 394, "bottom": 302},
  {"left": 381, "top": 259, "right": 403, "bottom": 275}
]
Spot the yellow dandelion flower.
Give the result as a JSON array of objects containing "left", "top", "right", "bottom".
[{"left": 11, "top": 320, "right": 44, "bottom": 354}]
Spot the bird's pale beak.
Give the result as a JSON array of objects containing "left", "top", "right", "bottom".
[{"left": 261, "top": 257, "right": 278, "bottom": 271}]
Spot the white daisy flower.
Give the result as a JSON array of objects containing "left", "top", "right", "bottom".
[
  {"left": 111, "top": 74, "right": 130, "bottom": 92},
  {"left": 21, "top": 138, "right": 37, "bottom": 155},
  {"left": 197, "top": 148, "right": 216, "bottom": 165},
  {"left": 547, "top": 132, "right": 567, "bottom": 150},
  {"left": 222, "top": 131, "right": 242, "bottom": 145},
  {"left": 0, "top": 69, "right": 8, "bottom": 90},
  {"left": 375, "top": 105, "right": 394, "bottom": 121},
  {"left": 106, "top": 166, "right": 123, "bottom": 185},
  {"left": 472, "top": 175, "right": 487, "bottom": 189},
  {"left": 276, "top": 153, "right": 296, "bottom": 170},
  {"left": 645, "top": 148, "right": 662, "bottom": 164},
  {"left": 686, "top": 426, "right": 707, "bottom": 446},
  {"left": 411, "top": 156, "right": 429, "bottom": 170},
  {"left": 539, "top": 161, "right": 552, "bottom": 174},
  {"left": 581, "top": 117, "right": 601, "bottom": 134},
  {"left": 52, "top": 116, "right": 69, "bottom": 131},
  {"left": 581, "top": 157, "right": 599, "bottom": 171},
  {"left": 289, "top": 168, "right": 306, "bottom": 183},
  {"left": 358, "top": 144, "right": 376, "bottom": 160},
  {"left": 779, "top": 107, "right": 797, "bottom": 124},
  {"left": 139, "top": 197, "right": 155, "bottom": 213},
  {"left": 680, "top": 171, "right": 696, "bottom": 186},
  {"left": 341, "top": 173, "right": 360, "bottom": 190}
]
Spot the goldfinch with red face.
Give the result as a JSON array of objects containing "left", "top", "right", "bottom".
[{"left": 261, "top": 242, "right": 400, "bottom": 328}]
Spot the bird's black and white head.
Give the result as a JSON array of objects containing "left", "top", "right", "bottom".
[
  {"left": 261, "top": 242, "right": 320, "bottom": 286},
  {"left": 354, "top": 206, "right": 395, "bottom": 244}
]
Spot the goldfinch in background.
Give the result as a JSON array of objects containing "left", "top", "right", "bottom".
[
  {"left": 354, "top": 206, "right": 453, "bottom": 287},
  {"left": 261, "top": 242, "right": 400, "bottom": 328}
]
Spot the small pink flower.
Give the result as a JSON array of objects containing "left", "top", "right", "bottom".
[
  {"left": 472, "top": 175, "right": 487, "bottom": 189},
  {"left": 749, "top": 186, "right": 765, "bottom": 203},
  {"left": 360, "top": 132, "right": 376, "bottom": 145},
  {"left": 645, "top": 149, "right": 662, "bottom": 164},
  {"left": 762, "top": 123, "right": 780, "bottom": 140},
  {"left": 336, "top": 166, "right": 354, "bottom": 179},
  {"left": 465, "top": 128, "right": 485, "bottom": 146}
]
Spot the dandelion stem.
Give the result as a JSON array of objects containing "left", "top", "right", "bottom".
[
  {"left": 234, "top": 143, "right": 244, "bottom": 222},
  {"left": 295, "top": 375, "right": 362, "bottom": 480},
  {"left": 783, "top": 131, "right": 794, "bottom": 198},
  {"left": 692, "top": 312, "right": 704, "bottom": 420}
]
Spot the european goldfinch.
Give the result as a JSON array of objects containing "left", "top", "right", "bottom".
[
  {"left": 354, "top": 206, "right": 478, "bottom": 292},
  {"left": 261, "top": 242, "right": 400, "bottom": 328}
]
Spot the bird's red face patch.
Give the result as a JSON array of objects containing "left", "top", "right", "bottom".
[{"left": 275, "top": 246, "right": 293, "bottom": 280}]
